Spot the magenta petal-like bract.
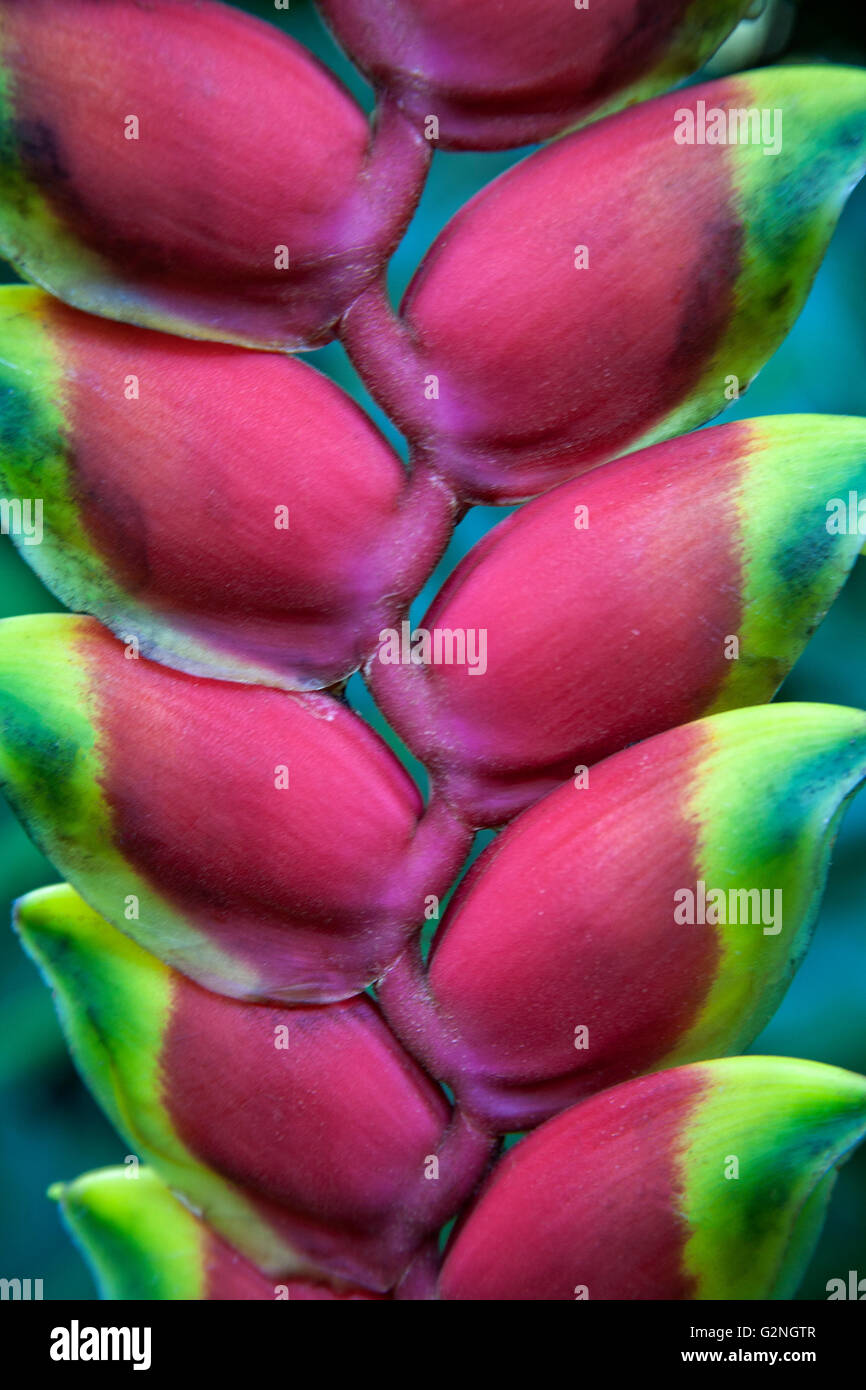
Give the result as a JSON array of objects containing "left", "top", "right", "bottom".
[
  {"left": 316, "top": 0, "right": 751, "bottom": 150},
  {"left": 54, "top": 1164, "right": 389, "bottom": 1300},
  {"left": 368, "top": 415, "right": 866, "bottom": 824},
  {"left": 18, "top": 886, "right": 492, "bottom": 1292},
  {"left": 0, "top": 288, "right": 454, "bottom": 690},
  {"left": 379, "top": 704, "right": 866, "bottom": 1132},
  {"left": 439, "top": 1058, "right": 866, "bottom": 1300},
  {"left": 0, "top": 615, "right": 472, "bottom": 1002},
  {"left": 0, "top": 0, "right": 430, "bottom": 348},
  {"left": 343, "top": 66, "right": 866, "bottom": 502}
]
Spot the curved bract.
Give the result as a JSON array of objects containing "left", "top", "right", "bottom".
[
  {"left": 369, "top": 415, "right": 866, "bottom": 824},
  {"left": 439, "top": 1057, "right": 866, "bottom": 1300},
  {"left": 52, "top": 1167, "right": 384, "bottom": 1300},
  {"left": 19, "top": 886, "right": 483, "bottom": 1292},
  {"left": 0, "top": 614, "right": 471, "bottom": 1002},
  {"left": 0, "top": 287, "right": 453, "bottom": 690},
  {"left": 380, "top": 703, "right": 866, "bottom": 1131},
  {"left": 344, "top": 66, "right": 866, "bottom": 502},
  {"left": 0, "top": 0, "right": 429, "bottom": 348},
  {"left": 316, "top": 0, "right": 752, "bottom": 150}
]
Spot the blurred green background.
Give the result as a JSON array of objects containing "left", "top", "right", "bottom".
[{"left": 1, "top": 0, "right": 865, "bottom": 1298}]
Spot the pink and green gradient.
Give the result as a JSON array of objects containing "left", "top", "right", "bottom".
[
  {"left": 315, "top": 0, "right": 751, "bottom": 151},
  {"left": 0, "top": 0, "right": 429, "bottom": 349},
  {"left": 370, "top": 415, "right": 866, "bottom": 825},
  {"left": 438, "top": 1057, "right": 866, "bottom": 1300},
  {"left": 0, "top": 615, "right": 471, "bottom": 1002},
  {"left": 379, "top": 705, "right": 866, "bottom": 1132},
  {"left": 18, "top": 885, "right": 491, "bottom": 1293},
  {"left": 52, "top": 1168, "right": 384, "bottom": 1301},
  {"left": 0, "top": 286, "right": 454, "bottom": 690},
  {"left": 344, "top": 67, "right": 866, "bottom": 503}
]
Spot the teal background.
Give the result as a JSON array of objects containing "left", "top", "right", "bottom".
[{"left": 0, "top": 0, "right": 865, "bottom": 1298}]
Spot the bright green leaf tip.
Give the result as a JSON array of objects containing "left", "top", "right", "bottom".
[
  {"left": 683, "top": 1055, "right": 866, "bottom": 1299},
  {"left": 12, "top": 883, "right": 174, "bottom": 1161},
  {"left": 50, "top": 1166, "right": 204, "bottom": 1301}
]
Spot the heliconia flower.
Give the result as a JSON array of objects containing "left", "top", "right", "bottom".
[
  {"left": 0, "top": 287, "right": 454, "bottom": 691},
  {"left": 316, "top": 0, "right": 752, "bottom": 150},
  {"left": 51, "top": 1167, "right": 385, "bottom": 1301},
  {"left": 0, "top": 0, "right": 430, "bottom": 350},
  {"left": 369, "top": 415, "right": 866, "bottom": 826},
  {"left": 438, "top": 1056, "right": 866, "bottom": 1300},
  {"left": 0, "top": 614, "right": 472, "bottom": 1003},
  {"left": 18, "top": 885, "right": 492, "bottom": 1292},
  {"left": 342, "top": 66, "right": 866, "bottom": 503},
  {"left": 379, "top": 704, "right": 866, "bottom": 1133}
]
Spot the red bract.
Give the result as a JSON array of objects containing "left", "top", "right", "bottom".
[
  {"left": 0, "top": 615, "right": 472, "bottom": 1002},
  {"left": 379, "top": 704, "right": 866, "bottom": 1132},
  {"left": 343, "top": 66, "right": 866, "bottom": 502},
  {"left": 316, "top": 0, "right": 752, "bottom": 150},
  {"left": 0, "top": 288, "right": 454, "bottom": 690},
  {"left": 18, "top": 887, "right": 492, "bottom": 1291},
  {"left": 159, "top": 990, "right": 452, "bottom": 1290},
  {"left": 438, "top": 1058, "right": 866, "bottom": 1300},
  {"left": 0, "top": 0, "right": 430, "bottom": 348},
  {"left": 52, "top": 1167, "right": 388, "bottom": 1300},
  {"left": 369, "top": 415, "right": 866, "bottom": 824}
]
